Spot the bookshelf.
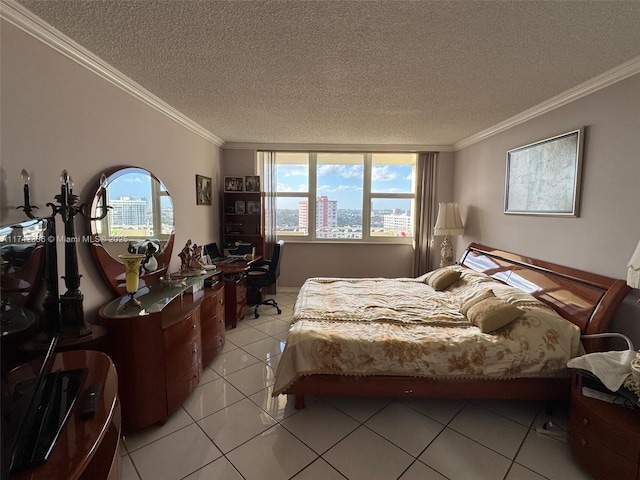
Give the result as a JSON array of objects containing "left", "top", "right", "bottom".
[{"left": 222, "top": 191, "right": 265, "bottom": 258}]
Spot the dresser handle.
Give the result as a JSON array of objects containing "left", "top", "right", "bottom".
[
  {"left": 580, "top": 438, "right": 587, "bottom": 446},
  {"left": 582, "top": 417, "right": 588, "bottom": 426}
]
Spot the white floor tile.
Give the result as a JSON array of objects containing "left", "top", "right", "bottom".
[
  {"left": 182, "top": 377, "right": 245, "bottom": 421},
  {"left": 242, "top": 336, "right": 287, "bottom": 362},
  {"left": 281, "top": 400, "right": 360, "bottom": 454},
  {"left": 252, "top": 318, "right": 291, "bottom": 336},
  {"left": 365, "top": 402, "right": 445, "bottom": 456},
  {"left": 249, "top": 385, "right": 299, "bottom": 421},
  {"left": 291, "top": 458, "right": 346, "bottom": 479},
  {"left": 398, "top": 397, "right": 468, "bottom": 425},
  {"left": 419, "top": 428, "right": 512, "bottom": 480},
  {"left": 226, "top": 425, "right": 317, "bottom": 480},
  {"left": 398, "top": 461, "right": 449, "bottom": 480},
  {"left": 224, "top": 361, "right": 276, "bottom": 396},
  {"left": 130, "top": 424, "right": 222, "bottom": 480},
  {"left": 323, "top": 426, "right": 414, "bottom": 480},
  {"left": 515, "top": 429, "right": 592, "bottom": 480},
  {"left": 324, "top": 395, "right": 393, "bottom": 423},
  {"left": 121, "top": 454, "right": 141, "bottom": 480},
  {"left": 448, "top": 402, "right": 529, "bottom": 459},
  {"left": 199, "top": 365, "right": 220, "bottom": 384},
  {"left": 470, "top": 398, "right": 543, "bottom": 427},
  {"left": 225, "top": 326, "right": 270, "bottom": 347},
  {"left": 124, "top": 407, "right": 194, "bottom": 452},
  {"left": 505, "top": 463, "right": 549, "bottom": 480},
  {"left": 197, "top": 398, "right": 277, "bottom": 453},
  {"left": 183, "top": 456, "right": 244, "bottom": 479},
  {"left": 209, "top": 345, "right": 261, "bottom": 376}
]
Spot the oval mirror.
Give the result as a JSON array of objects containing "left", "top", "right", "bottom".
[
  {"left": 88, "top": 167, "right": 175, "bottom": 297},
  {"left": 0, "top": 218, "right": 47, "bottom": 307}
]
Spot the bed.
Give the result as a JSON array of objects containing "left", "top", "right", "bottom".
[{"left": 273, "top": 243, "right": 630, "bottom": 408}]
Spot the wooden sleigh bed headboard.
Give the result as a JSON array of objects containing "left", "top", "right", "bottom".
[{"left": 460, "top": 243, "right": 630, "bottom": 351}]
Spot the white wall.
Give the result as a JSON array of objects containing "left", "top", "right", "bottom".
[
  {"left": 1, "top": 22, "right": 221, "bottom": 318},
  {"left": 453, "top": 73, "right": 640, "bottom": 346}
]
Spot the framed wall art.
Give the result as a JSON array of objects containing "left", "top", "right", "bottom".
[
  {"left": 224, "top": 176, "right": 244, "bottom": 192},
  {"left": 195, "top": 175, "right": 212, "bottom": 205},
  {"left": 247, "top": 200, "right": 260, "bottom": 214},
  {"left": 245, "top": 175, "right": 260, "bottom": 192},
  {"left": 504, "top": 128, "right": 584, "bottom": 216}
]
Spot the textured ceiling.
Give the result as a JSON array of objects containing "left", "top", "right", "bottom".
[{"left": 13, "top": 0, "right": 640, "bottom": 147}]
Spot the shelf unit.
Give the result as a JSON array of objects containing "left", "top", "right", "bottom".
[{"left": 222, "top": 191, "right": 265, "bottom": 258}]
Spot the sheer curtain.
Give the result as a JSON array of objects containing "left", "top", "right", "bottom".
[
  {"left": 261, "top": 151, "right": 278, "bottom": 293},
  {"left": 413, "top": 152, "right": 437, "bottom": 276}
]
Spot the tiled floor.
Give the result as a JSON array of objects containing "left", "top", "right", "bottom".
[{"left": 119, "top": 288, "right": 594, "bottom": 480}]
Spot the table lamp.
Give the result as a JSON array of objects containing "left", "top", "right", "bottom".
[{"left": 434, "top": 202, "right": 465, "bottom": 268}]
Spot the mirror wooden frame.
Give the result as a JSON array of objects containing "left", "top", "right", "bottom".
[{"left": 87, "top": 167, "right": 175, "bottom": 297}]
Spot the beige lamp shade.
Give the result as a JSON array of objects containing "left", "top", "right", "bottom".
[
  {"left": 434, "top": 203, "right": 464, "bottom": 236},
  {"left": 628, "top": 239, "right": 640, "bottom": 289}
]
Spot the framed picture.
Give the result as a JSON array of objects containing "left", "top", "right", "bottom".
[
  {"left": 225, "top": 205, "right": 235, "bottom": 213},
  {"left": 247, "top": 200, "right": 260, "bottom": 214},
  {"left": 245, "top": 175, "right": 260, "bottom": 192},
  {"left": 224, "top": 176, "right": 244, "bottom": 192},
  {"left": 195, "top": 175, "right": 212, "bottom": 205},
  {"left": 234, "top": 200, "right": 246, "bottom": 213},
  {"left": 504, "top": 128, "right": 584, "bottom": 216}
]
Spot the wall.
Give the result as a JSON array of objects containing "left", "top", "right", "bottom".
[
  {"left": 1, "top": 22, "right": 221, "bottom": 317},
  {"left": 222, "top": 149, "right": 456, "bottom": 286},
  {"left": 453, "top": 73, "right": 640, "bottom": 346}
]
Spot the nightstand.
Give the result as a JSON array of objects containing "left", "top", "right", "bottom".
[{"left": 568, "top": 373, "right": 640, "bottom": 480}]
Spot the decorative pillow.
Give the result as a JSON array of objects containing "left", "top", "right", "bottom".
[
  {"left": 425, "top": 268, "right": 461, "bottom": 291},
  {"left": 466, "top": 297, "right": 524, "bottom": 333},
  {"left": 460, "top": 289, "right": 495, "bottom": 316}
]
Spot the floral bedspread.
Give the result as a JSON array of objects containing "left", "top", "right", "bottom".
[{"left": 272, "top": 268, "right": 582, "bottom": 395}]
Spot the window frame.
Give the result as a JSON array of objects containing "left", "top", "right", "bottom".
[{"left": 269, "top": 151, "right": 417, "bottom": 244}]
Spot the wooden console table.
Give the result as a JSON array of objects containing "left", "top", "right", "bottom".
[
  {"left": 98, "top": 271, "right": 224, "bottom": 433},
  {"left": 7, "top": 350, "right": 121, "bottom": 480}
]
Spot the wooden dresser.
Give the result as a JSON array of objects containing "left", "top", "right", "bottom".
[
  {"left": 568, "top": 374, "right": 640, "bottom": 480},
  {"left": 98, "top": 271, "right": 224, "bottom": 433}
]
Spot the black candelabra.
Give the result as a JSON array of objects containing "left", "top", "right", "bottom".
[{"left": 18, "top": 169, "right": 109, "bottom": 339}]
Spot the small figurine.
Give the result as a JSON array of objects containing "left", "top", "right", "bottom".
[
  {"left": 141, "top": 241, "right": 158, "bottom": 272},
  {"left": 178, "top": 239, "right": 206, "bottom": 276}
]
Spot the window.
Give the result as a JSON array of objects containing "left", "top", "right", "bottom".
[{"left": 265, "top": 152, "right": 417, "bottom": 242}]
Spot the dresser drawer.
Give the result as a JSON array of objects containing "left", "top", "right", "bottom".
[
  {"left": 570, "top": 390, "right": 640, "bottom": 462},
  {"left": 568, "top": 421, "right": 638, "bottom": 480}
]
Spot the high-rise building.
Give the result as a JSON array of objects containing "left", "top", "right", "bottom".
[
  {"left": 299, "top": 196, "right": 338, "bottom": 236},
  {"left": 109, "top": 197, "right": 147, "bottom": 226},
  {"left": 383, "top": 213, "right": 412, "bottom": 236}
]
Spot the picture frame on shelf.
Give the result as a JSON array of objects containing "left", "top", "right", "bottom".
[
  {"left": 505, "top": 128, "right": 584, "bottom": 217},
  {"left": 225, "top": 205, "right": 235, "bottom": 213},
  {"left": 234, "top": 200, "right": 246, "bottom": 214},
  {"left": 245, "top": 175, "right": 260, "bottom": 192},
  {"left": 247, "top": 200, "right": 260, "bottom": 214},
  {"left": 195, "top": 175, "right": 212, "bottom": 205},
  {"left": 224, "top": 176, "right": 244, "bottom": 192}
]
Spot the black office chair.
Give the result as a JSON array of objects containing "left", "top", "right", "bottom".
[{"left": 246, "top": 240, "right": 284, "bottom": 318}]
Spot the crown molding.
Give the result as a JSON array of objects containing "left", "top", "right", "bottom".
[
  {"left": 1, "top": 0, "right": 224, "bottom": 146},
  {"left": 454, "top": 56, "right": 640, "bottom": 151},
  {"left": 222, "top": 142, "right": 454, "bottom": 152}
]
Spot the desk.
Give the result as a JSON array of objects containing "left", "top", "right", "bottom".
[
  {"left": 217, "top": 256, "right": 260, "bottom": 328},
  {"left": 7, "top": 350, "right": 121, "bottom": 480}
]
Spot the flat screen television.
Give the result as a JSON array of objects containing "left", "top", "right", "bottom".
[{"left": 1, "top": 217, "right": 87, "bottom": 475}]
